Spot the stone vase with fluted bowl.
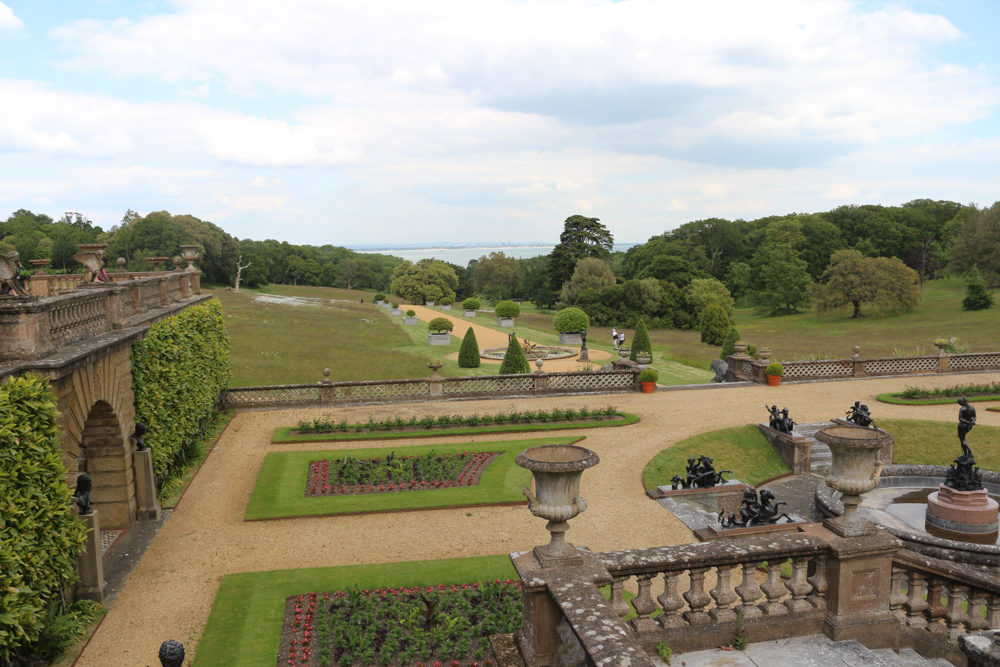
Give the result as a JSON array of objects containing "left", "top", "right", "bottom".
[
  {"left": 516, "top": 444, "right": 599, "bottom": 568},
  {"left": 816, "top": 425, "right": 894, "bottom": 537}
]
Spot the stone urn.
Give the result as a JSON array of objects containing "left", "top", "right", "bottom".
[
  {"left": 734, "top": 342, "right": 748, "bottom": 355},
  {"left": 618, "top": 348, "right": 631, "bottom": 359},
  {"left": 516, "top": 444, "right": 599, "bottom": 568},
  {"left": 635, "top": 352, "right": 651, "bottom": 365},
  {"left": 815, "top": 425, "right": 894, "bottom": 537},
  {"left": 144, "top": 256, "right": 170, "bottom": 273},
  {"left": 180, "top": 245, "right": 200, "bottom": 270},
  {"left": 934, "top": 340, "right": 950, "bottom": 356},
  {"left": 426, "top": 362, "right": 444, "bottom": 379},
  {"left": 758, "top": 348, "right": 772, "bottom": 360},
  {"left": 29, "top": 259, "right": 51, "bottom": 274}
]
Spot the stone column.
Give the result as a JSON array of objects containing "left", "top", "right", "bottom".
[
  {"left": 533, "top": 360, "right": 547, "bottom": 394},
  {"left": 852, "top": 346, "right": 866, "bottom": 378},
  {"left": 512, "top": 551, "right": 569, "bottom": 667},
  {"left": 824, "top": 530, "right": 902, "bottom": 650},
  {"left": 428, "top": 372, "right": 443, "bottom": 398},
  {"left": 319, "top": 368, "right": 334, "bottom": 404},
  {"left": 76, "top": 512, "right": 105, "bottom": 603},
  {"left": 134, "top": 448, "right": 161, "bottom": 522}
]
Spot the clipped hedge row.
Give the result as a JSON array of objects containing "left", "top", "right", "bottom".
[
  {"left": 131, "top": 299, "right": 231, "bottom": 482},
  {"left": 0, "top": 374, "right": 88, "bottom": 661}
]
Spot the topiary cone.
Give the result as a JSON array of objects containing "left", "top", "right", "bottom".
[
  {"left": 629, "top": 319, "right": 651, "bottom": 362},
  {"left": 498, "top": 335, "right": 531, "bottom": 375},
  {"left": 458, "top": 327, "right": 481, "bottom": 368}
]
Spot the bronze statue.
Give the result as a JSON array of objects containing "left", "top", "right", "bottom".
[
  {"left": 766, "top": 405, "right": 794, "bottom": 434},
  {"left": 74, "top": 474, "right": 93, "bottom": 515},
  {"left": 719, "top": 487, "right": 792, "bottom": 527},
  {"left": 158, "top": 640, "right": 185, "bottom": 667},
  {"left": 670, "top": 454, "right": 732, "bottom": 489},
  {"left": 946, "top": 398, "right": 983, "bottom": 491},
  {"left": 958, "top": 397, "right": 977, "bottom": 456},
  {"left": 132, "top": 422, "right": 147, "bottom": 451},
  {"left": 846, "top": 401, "right": 876, "bottom": 428}
]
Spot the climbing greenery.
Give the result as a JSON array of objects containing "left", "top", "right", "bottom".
[
  {"left": 428, "top": 317, "right": 454, "bottom": 333},
  {"left": 458, "top": 327, "right": 481, "bottom": 368},
  {"left": 553, "top": 307, "right": 590, "bottom": 333},
  {"left": 494, "top": 300, "right": 520, "bottom": 319},
  {"left": 498, "top": 336, "right": 531, "bottom": 374},
  {"left": 629, "top": 319, "right": 651, "bottom": 362},
  {"left": 0, "top": 374, "right": 89, "bottom": 662},
  {"left": 131, "top": 299, "right": 231, "bottom": 483}
]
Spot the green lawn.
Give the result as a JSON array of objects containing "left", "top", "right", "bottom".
[
  {"left": 193, "top": 555, "right": 517, "bottom": 667},
  {"left": 246, "top": 436, "right": 583, "bottom": 520},
  {"left": 642, "top": 425, "right": 791, "bottom": 491},
  {"left": 882, "top": 419, "right": 1000, "bottom": 469},
  {"left": 271, "top": 412, "right": 640, "bottom": 443},
  {"left": 876, "top": 393, "right": 1000, "bottom": 406}
]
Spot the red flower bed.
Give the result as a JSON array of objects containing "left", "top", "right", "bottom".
[{"left": 305, "top": 451, "right": 501, "bottom": 497}]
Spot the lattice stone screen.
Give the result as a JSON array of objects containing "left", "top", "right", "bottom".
[
  {"left": 546, "top": 371, "right": 636, "bottom": 391},
  {"left": 781, "top": 360, "right": 853, "bottom": 379},
  {"left": 442, "top": 375, "right": 534, "bottom": 396},
  {"left": 863, "top": 356, "right": 938, "bottom": 375},
  {"left": 949, "top": 353, "right": 1000, "bottom": 370},
  {"left": 224, "top": 384, "right": 322, "bottom": 407},
  {"left": 333, "top": 381, "right": 430, "bottom": 402}
]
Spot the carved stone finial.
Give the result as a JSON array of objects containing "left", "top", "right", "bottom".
[
  {"left": 116, "top": 257, "right": 127, "bottom": 273},
  {"left": 852, "top": 346, "right": 861, "bottom": 358},
  {"left": 158, "top": 640, "right": 185, "bottom": 667}
]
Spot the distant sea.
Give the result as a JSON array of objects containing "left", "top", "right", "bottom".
[{"left": 355, "top": 244, "right": 635, "bottom": 267}]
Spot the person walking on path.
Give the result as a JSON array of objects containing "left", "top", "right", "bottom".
[
  {"left": 612, "top": 327, "right": 618, "bottom": 349},
  {"left": 618, "top": 331, "right": 626, "bottom": 349}
]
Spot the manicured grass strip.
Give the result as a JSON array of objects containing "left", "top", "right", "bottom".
[
  {"left": 881, "top": 419, "right": 1000, "bottom": 470},
  {"left": 193, "top": 554, "right": 516, "bottom": 667},
  {"left": 246, "top": 436, "right": 583, "bottom": 520},
  {"left": 876, "top": 392, "right": 1000, "bottom": 406},
  {"left": 272, "top": 412, "right": 640, "bottom": 443},
  {"left": 642, "top": 425, "right": 791, "bottom": 491}
]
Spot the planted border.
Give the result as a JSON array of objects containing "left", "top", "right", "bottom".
[
  {"left": 246, "top": 436, "right": 583, "bottom": 520},
  {"left": 876, "top": 392, "right": 1000, "bottom": 406},
  {"left": 193, "top": 555, "right": 517, "bottom": 667},
  {"left": 273, "top": 412, "right": 639, "bottom": 443}
]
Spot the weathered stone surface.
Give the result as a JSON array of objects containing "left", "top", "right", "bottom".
[{"left": 961, "top": 629, "right": 1000, "bottom": 667}]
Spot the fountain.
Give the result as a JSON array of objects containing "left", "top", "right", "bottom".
[
  {"left": 516, "top": 444, "right": 599, "bottom": 568},
  {"left": 815, "top": 425, "right": 893, "bottom": 537}
]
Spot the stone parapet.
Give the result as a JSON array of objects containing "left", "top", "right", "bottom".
[{"left": 757, "top": 423, "right": 812, "bottom": 474}]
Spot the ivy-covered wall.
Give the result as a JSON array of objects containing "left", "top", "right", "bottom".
[
  {"left": 0, "top": 374, "right": 88, "bottom": 661},
  {"left": 131, "top": 299, "right": 231, "bottom": 481}
]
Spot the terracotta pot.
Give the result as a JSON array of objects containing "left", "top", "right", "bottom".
[
  {"left": 641, "top": 381, "right": 656, "bottom": 393},
  {"left": 766, "top": 374, "right": 781, "bottom": 387}
]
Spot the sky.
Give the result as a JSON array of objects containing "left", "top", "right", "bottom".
[{"left": 0, "top": 0, "right": 998, "bottom": 247}]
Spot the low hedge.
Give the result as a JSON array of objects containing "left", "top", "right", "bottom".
[
  {"left": 877, "top": 392, "right": 1000, "bottom": 406},
  {"left": 131, "top": 299, "right": 231, "bottom": 484},
  {"left": 0, "top": 374, "right": 89, "bottom": 662}
]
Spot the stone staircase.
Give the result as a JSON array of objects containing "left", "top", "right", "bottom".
[
  {"left": 661, "top": 634, "right": 954, "bottom": 666},
  {"left": 795, "top": 421, "right": 834, "bottom": 474}
]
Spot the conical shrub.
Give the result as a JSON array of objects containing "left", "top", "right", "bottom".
[
  {"left": 720, "top": 326, "right": 741, "bottom": 359},
  {"left": 629, "top": 319, "right": 652, "bottom": 361},
  {"left": 962, "top": 268, "right": 995, "bottom": 311},
  {"left": 699, "top": 303, "right": 730, "bottom": 346},
  {"left": 499, "top": 335, "right": 531, "bottom": 374},
  {"left": 458, "top": 327, "right": 481, "bottom": 368}
]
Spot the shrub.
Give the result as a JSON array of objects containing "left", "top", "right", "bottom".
[
  {"left": 0, "top": 374, "right": 89, "bottom": 662},
  {"left": 391, "top": 302, "right": 399, "bottom": 309},
  {"left": 720, "top": 327, "right": 741, "bottom": 359},
  {"left": 765, "top": 362, "right": 784, "bottom": 377},
  {"left": 462, "top": 297, "right": 481, "bottom": 310},
  {"left": 440, "top": 298, "right": 452, "bottom": 306},
  {"left": 699, "top": 303, "right": 730, "bottom": 345},
  {"left": 458, "top": 327, "right": 481, "bottom": 368},
  {"left": 498, "top": 336, "right": 530, "bottom": 374},
  {"left": 630, "top": 319, "right": 652, "bottom": 362},
  {"left": 553, "top": 307, "right": 590, "bottom": 333},
  {"left": 406, "top": 309, "right": 416, "bottom": 317},
  {"left": 374, "top": 292, "right": 386, "bottom": 301},
  {"left": 495, "top": 300, "right": 520, "bottom": 319},
  {"left": 962, "top": 268, "right": 995, "bottom": 311},
  {"left": 131, "top": 299, "right": 231, "bottom": 482},
  {"left": 428, "top": 317, "right": 454, "bottom": 333},
  {"left": 639, "top": 369, "right": 659, "bottom": 383}
]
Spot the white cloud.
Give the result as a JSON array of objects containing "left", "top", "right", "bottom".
[{"left": 0, "top": 2, "right": 23, "bottom": 31}]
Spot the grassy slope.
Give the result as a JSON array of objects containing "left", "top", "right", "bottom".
[
  {"left": 642, "top": 425, "right": 791, "bottom": 490},
  {"left": 882, "top": 419, "right": 1000, "bottom": 470},
  {"left": 245, "top": 436, "right": 583, "bottom": 520},
  {"left": 271, "top": 412, "right": 640, "bottom": 442},
  {"left": 193, "top": 555, "right": 517, "bottom": 667}
]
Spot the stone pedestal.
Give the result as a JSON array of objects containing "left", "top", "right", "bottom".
[
  {"left": 926, "top": 484, "right": 999, "bottom": 534},
  {"left": 76, "top": 512, "right": 106, "bottom": 603},
  {"left": 134, "top": 448, "right": 161, "bottom": 522},
  {"left": 824, "top": 530, "right": 902, "bottom": 650}
]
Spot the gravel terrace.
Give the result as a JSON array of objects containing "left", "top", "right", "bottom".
[{"left": 75, "top": 371, "right": 1000, "bottom": 666}]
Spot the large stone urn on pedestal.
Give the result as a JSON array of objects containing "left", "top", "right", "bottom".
[
  {"left": 516, "top": 444, "right": 599, "bottom": 568},
  {"left": 180, "top": 245, "right": 200, "bottom": 270},
  {"left": 815, "top": 425, "right": 893, "bottom": 537}
]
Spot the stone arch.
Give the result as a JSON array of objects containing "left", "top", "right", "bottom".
[{"left": 79, "top": 400, "right": 136, "bottom": 529}]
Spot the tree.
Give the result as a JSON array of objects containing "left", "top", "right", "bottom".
[
  {"left": 629, "top": 319, "right": 652, "bottom": 361},
  {"left": 547, "top": 215, "right": 614, "bottom": 302},
  {"left": 458, "top": 327, "right": 481, "bottom": 368},
  {"left": 725, "top": 262, "right": 752, "bottom": 307},
  {"left": 699, "top": 304, "right": 730, "bottom": 345},
  {"left": 685, "top": 278, "right": 735, "bottom": 318},
  {"left": 962, "top": 267, "right": 995, "bottom": 311},
  {"left": 390, "top": 259, "right": 459, "bottom": 304},
  {"left": 905, "top": 237, "right": 945, "bottom": 297},
  {"left": 949, "top": 202, "right": 1000, "bottom": 286},
  {"left": 473, "top": 251, "right": 521, "bottom": 301},
  {"left": 498, "top": 335, "right": 530, "bottom": 374},
  {"left": 340, "top": 260, "right": 361, "bottom": 289},
  {"left": 234, "top": 255, "right": 251, "bottom": 292},
  {"left": 559, "top": 257, "right": 616, "bottom": 306},
  {"left": 720, "top": 326, "right": 741, "bottom": 359},
  {"left": 814, "top": 250, "right": 920, "bottom": 318},
  {"left": 751, "top": 237, "right": 813, "bottom": 315}
]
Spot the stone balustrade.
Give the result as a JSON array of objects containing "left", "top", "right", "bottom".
[
  {"left": 0, "top": 271, "right": 202, "bottom": 362},
  {"left": 26, "top": 267, "right": 200, "bottom": 298}
]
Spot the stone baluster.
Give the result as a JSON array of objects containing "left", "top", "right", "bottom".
[
  {"left": 709, "top": 564, "right": 738, "bottom": 622},
  {"left": 889, "top": 567, "right": 908, "bottom": 620},
  {"left": 968, "top": 591, "right": 990, "bottom": 632},
  {"left": 656, "top": 571, "right": 685, "bottom": 628},
  {"left": 985, "top": 594, "right": 1000, "bottom": 629},
  {"left": 735, "top": 562, "right": 764, "bottom": 620},
  {"left": 904, "top": 571, "right": 928, "bottom": 628},
  {"left": 945, "top": 584, "right": 970, "bottom": 638},
  {"left": 760, "top": 560, "right": 788, "bottom": 616},
  {"left": 682, "top": 567, "right": 712, "bottom": 625},
  {"left": 629, "top": 574, "right": 659, "bottom": 633},
  {"left": 925, "top": 578, "right": 947, "bottom": 634},
  {"left": 784, "top": 557, "right": 813, "bottom": 613},
  {"left": 806, "top": 554, "right": 828, "bottom": 610},
  {"left": 610, "top": 576, "right": 631, "bottom": 621}
]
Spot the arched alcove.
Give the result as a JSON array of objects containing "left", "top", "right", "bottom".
[{"left": 80, "top": 400, "right": 136, "bottom": 529}]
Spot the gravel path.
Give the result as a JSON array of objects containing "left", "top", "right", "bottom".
[{"left": 75, "top": 371, "right": 1000, "bottom": 666}]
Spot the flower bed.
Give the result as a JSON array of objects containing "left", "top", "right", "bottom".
[
  {"left": 278, "top": 580, "right": 521, "bottom": 667},
  {"left": 305, "top": 451, "right": 501, "bottom": 496},
  {"left": 877, "top": 381, "right": 1000, "bottom": 405},
  {"left": 275, "top": 407, "right": 638, "bottom": 443}
]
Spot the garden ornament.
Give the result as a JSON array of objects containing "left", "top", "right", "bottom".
[
  {"left": 958, "top": 397, "right": 977, "bottom": 457},
  {"left": 72, "top": 249, "right": 106, "bottom": 283},
  {"left": 670, "top": 454, "right": 732, "bottom": 490},
  {"left": 158, "top": 640, "right": 185, "bottom": 667},
  {"left": 946, "top": 399, "right": 983, "bottom": 492},
  {"left": 74, "top": 474, "right": 93, "bottom": 515},
  {"left": 132, "top": 422, "right": 147, "bottom": 451},
  {"left": 579, "top": 330, "right": 587, "bottom": 349},
  {"left": 0, "top": 252, "right": 27, "bottom": 296},
  {"left": 846, "top": 401, "right": 876, "bottom": 428},
  {"left": 718, "top": 487, "right": 792, "bottom": 527},
  {"left": 710, "top": 359, "right": 728, "bottom": 383},
  {"left": 766, "top": 405, "right": 794, "bottom": 434}
]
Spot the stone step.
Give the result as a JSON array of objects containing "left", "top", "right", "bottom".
[
  {"left": 872, "top": 648, "right": 952, "bottom": 666},
  {"left": 669, "top": 634, "right": 954, "bottom": 666}
]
